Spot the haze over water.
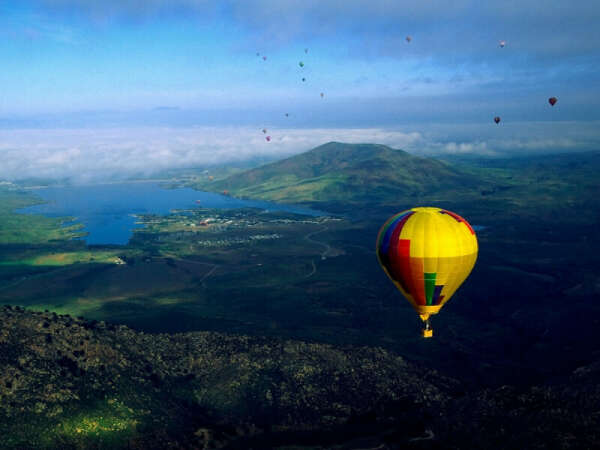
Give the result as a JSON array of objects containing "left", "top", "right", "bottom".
[{"left": 18, "top": 182, "right": 324, "bottom": 245}]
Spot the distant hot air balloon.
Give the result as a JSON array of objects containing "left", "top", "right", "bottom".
[
  {"left": 320, "top": 92, "right": 324, "bottom": 98},
  {"left": 549, "top": 97, "right": 557, "bottom": 106},
  {"left": 208, "top": 176, "right": 214, "bottom": 181},
  {"left": 304, "top": 48, "right": 308, "bottom": 54},
  {"left": 299, "top": 61, "right": 304, "bottom": 68},
  {"left": 262, "top": 128, "right": 267, "bottom": 134},
  {"left": 376, "top": 207, "right": 478, "bottom": 338},
  {"left": 285, "top": 113, "right": 289, "bottom": 117},
  {"left": 406, "top": 36, "right": 412, "bottom": 43},
  {"left": 499, "top": 40, "right": 506, "bottom": 48},
  {"left": 494, "top": 116, "right": 501, "bottom": 124},
  {"left": 266, "top": 136, "right": 271, "bottom": 142},
  {"left": 262, "top": 56, "right": 267, "bottom": 61},
  {"left": 302, "top": 77, "right": 306, "bottom": 82},
  {"left": 256, "top": 52, "right": 260, "bottom": 56}
]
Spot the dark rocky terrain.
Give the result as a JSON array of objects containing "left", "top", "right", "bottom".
[{"left": 1, "top": 306, "right": 599, "bottom": 449}]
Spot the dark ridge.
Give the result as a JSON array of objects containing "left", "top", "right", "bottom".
[{"left": 0, "top": 306, "right": 598, "bottom": 448}]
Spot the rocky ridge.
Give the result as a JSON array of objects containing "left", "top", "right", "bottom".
[{"left": 0, "top": 306, "right": 598, "bottom": 449}]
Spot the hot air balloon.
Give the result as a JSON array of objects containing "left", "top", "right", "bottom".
[
  {"left": 499, "top": 40, "right": 506, "bottom": 48},
  {"left": 285, "top": 113, "right": 289, "bottom": 117},
  {"left": 299, "top": 61, "right": 304, "bottom": 68},
  {"left": 376, "top": 207, "right": 478, "bottom": 338},
  {"left": 262, "top": 128, "right": 267, "bottom": 134},
  {"left": 302, "top": 77, "right": 306, "bottom": 82},
  {"left": 494, "top": 116, "right": 501, "bottom": 124},
  {"left": 256, "top": 52, "right": 260, "bottom": 56},
  {"left": 262, "top": 56, "right": 267, "bottom": 61},
  {"left": 320, "top": 92, "right": 324, "bottom": 98},
  {"left": 304, "top": 48, "right": 308, "bottom": 54},
  {"left": 266, "top": 136, "right": 271, "bottom": 142},
  {"left": 549, "top": 97, "right": 557, "bottom": 106},
  {"left": 406, "top": 36, "right": 412, "bottom": 43}
]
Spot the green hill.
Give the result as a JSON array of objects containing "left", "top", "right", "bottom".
[{"left": 202, "top": 142, "right": 486, "bottom": 207}]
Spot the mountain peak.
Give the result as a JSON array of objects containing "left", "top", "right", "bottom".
[{"left": 208, "top": 142, "right": 481, "bottom": 207}]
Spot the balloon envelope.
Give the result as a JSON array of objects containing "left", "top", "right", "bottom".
[
  {"left": 549, "top": 97, "right": 557, "bottom": 106},
  {"left": 266, "top": 136, "right": 271, "bottom": 142},
  {"left": 494, "top": 116, "right": 501, "bottom": 124},
  {"left": 376, "top": 207, "right": 478, "bottom": 318},
  {"left": 499, "top": 40, "right": 506, "bottom": 47},
  {"left": 299, "top": 61, "right": 304, "bottom": 67},
  {"left": 406, "top": 36, "right": 412, "bottom": 42}
]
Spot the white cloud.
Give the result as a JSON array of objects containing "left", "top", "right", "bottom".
[{"left": 0, "top": 123, "right": 597, "bottom": 182}]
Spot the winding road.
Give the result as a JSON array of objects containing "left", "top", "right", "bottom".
[
  {"left": 304, "top": 226, "right": 330, "bottom": 259},
  {"left": 303, "top": 226, "right": 330, "bottom": 279}
]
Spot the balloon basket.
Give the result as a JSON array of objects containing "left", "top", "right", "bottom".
[{"left": 422, "top": 328, "right": 433, "bottom": 338}]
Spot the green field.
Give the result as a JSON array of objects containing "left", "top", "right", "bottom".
[{"left": 0, "top": 189, "right": 85, "bottom": 243}]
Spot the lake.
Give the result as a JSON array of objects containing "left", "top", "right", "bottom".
[{"left": 18, "top": 182, "right": 325, "bottom": 245}]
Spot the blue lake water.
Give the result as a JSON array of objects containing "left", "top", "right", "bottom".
[{"left": 18, "top": 182, "right": 325, "bottom": 245}]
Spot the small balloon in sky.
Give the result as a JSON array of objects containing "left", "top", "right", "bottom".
[
  {"left": 548, "top": 97, "right": 557, "bottom": 106},
  {"left": 302, "top": 77, "right": 306, "bottom": 82},
  {"left": 256, "top": 52, "right": 260, "bottom": 56},
  {"left": 299, "top": 61, "right": 304, "bottom": 67},
  {"left": 262, "top": 56, "right": 267, "bottom": 61},
  {"left": 406, "top": 35, "right": 412, "bottom": 43},
  {"left": 266, "top": 136, "right": 271, "bottom": 142},
  {"left": 285, "top": 113, "right": 289, "bottom": 117},
  {"left": 320, "top": 92, "right": 324, "bottom": 98},
  {"left": 262, "top": 128, "right": 267, "bottom": 133},
  {"left": 304, "top": 48, "right": 308, "bottom": 54},
  {"left": 499, "top": 40, "right": 506, "bottom": 48},
  {"left": 494, "top": 116, "right": 501, "bottom": 124}
]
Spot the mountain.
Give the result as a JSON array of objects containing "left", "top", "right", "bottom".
[
  {"left": 201, "top": 142, "right": 487, "bottom": 208},
  {"left": 2, "top": 306, "right": 599, "bottom": 449}
]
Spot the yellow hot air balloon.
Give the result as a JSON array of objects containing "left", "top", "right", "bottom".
[{"left": 376, "top": 207, "right": 478, "bottom": 338}]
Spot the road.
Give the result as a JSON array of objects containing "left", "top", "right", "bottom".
[
  {"left": 303, "top": 226, "right": 329, "bottom": 279},
  {"left": 303, "top": 226, "right": 330, "bottom": 259}
]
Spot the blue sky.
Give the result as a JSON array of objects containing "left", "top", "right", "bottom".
[{"left": 0, "top": 0, "right": 599, "bottom": 180}]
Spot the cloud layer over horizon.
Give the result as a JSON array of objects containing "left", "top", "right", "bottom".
[{"left": 1, "top": 123, "right": 598, "bottom": 183}]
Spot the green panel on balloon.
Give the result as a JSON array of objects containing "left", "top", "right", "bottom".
[{"left": 424, "top": 272, "right": 436, "bottom": 306}]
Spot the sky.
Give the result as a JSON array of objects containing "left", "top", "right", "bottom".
[{"left": 0, "top": 0, "right": 599, "bottom": 181}]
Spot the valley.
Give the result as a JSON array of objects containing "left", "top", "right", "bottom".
[{"left": 2, "top": 144, "right": 599, "bottom": 389}]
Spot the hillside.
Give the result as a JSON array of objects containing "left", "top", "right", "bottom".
[
  {"left": 2, "top": 306, "right": 599, "bottom": 449},
  {"left": 200, "top": 142, "right": 487, "bottom": 207}
]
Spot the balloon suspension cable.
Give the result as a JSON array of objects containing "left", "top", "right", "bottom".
[{"left": 422, "top": 317, "right": 433, "bottom": 338}]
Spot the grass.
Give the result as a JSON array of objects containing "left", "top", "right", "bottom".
[
  {"left": 0, "top": 398, "right": 142, "bottom": 449},
  {"left": 0, "top": 189, "right": 85, "bottom": 244},
  {"left": 53, "top": 398, "right": 140, "bottom": 444},
  {"left": 0, "top": 251, "right": 124, "bottom": 266}
]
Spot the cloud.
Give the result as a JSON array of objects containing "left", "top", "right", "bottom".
[{"left": 0, "top": 123, "right": 597, "bottom": 183}]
